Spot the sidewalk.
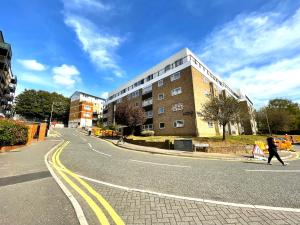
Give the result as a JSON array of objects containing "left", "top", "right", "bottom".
[
  {"left": 101, "top": 137, "right": 297, "bottom": 161},
  {"left": 0, "top": 139, "right": 78, "bottom": 225}
]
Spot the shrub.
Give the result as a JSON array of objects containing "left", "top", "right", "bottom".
[
  {"left": 141, "top": 130, "right": 155, "bottom": 136},
  {"left": 0, "top": 119, "right": 28, "bottom": 146}
]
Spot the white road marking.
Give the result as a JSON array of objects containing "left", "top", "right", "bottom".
[
  {"left": 74, "top": 172, "right": 300, "bottom": 213},
  {"left": 81, "top": 137, "right": 87, "bottom": 142},
  {"left": 91, "top": 148, "right": 112, "bottom": 157},
  {"left": 245, "top": 170, "right": 300, "bottom": 173},
  {"left": 129, "top": 159, "right": 191, "bottom": 168},
  {"left": 88, "top": 143, "right": 92, "bottom": 148},
  {"left": 44, "top": 142, "right": 89, "bottom": 225}
]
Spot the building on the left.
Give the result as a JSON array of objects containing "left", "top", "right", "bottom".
[
  {"left": 68, "top": 91, "right": 105, "bottom": 128},
  {"left": 0, "top": 31, "right": 17, "bottom": 117}
]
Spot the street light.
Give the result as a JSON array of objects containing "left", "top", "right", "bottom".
[{"left": 265, "top": 107, "right": 272, "bottom": 136}]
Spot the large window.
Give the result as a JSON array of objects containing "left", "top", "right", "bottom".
[
  {"left": 172, "top": 103, "right": 183, "bottom": 111},
  {"left": 159, "top": 122, "right": 165, "bottom": 129},
  {"left": 171, "top": 87, "right": 182, "bottom": 96},
  {"left": 170, "top": 72, "right": 180, "bottom": 82},
  {"left": 158, "top": 79, "right": 164, "bottom": 87},
  {"left": 146, "top": 111, "right": 153, "bottom": 118},
  {"left": 158, "top": 107, "right": 165, "bottom": 114},
  {"left": 158, "top": 93, "right": 164, "bottom": 100},
  {"left": 208, "top": 122, "right": 214, "bottom": 128},
  {"left": 84, "top": 105, "right": 91, "bottom": 110},
  {"left": 143, "top": 124, "right": 153, "bottom": 130},
  {"left": 173, "top": 120, "right": 184, "bottom": 128}
]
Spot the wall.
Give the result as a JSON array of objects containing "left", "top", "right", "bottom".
[
  {"left": 191, "top": 67, "right": 219, "bottom": 137},
  {"left": 152, "top": 66, "right": 197, "bottom": 136}
]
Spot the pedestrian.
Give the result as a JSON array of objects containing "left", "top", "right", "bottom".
[
  {"left": 290, "top": 135, "right": 294, "bottom": 144},
  {"left": 266, "top": 137, "right": 288, "bottom": 166},
  {"left": 88, "top": 127, "right": 92, "bottom": 136}
]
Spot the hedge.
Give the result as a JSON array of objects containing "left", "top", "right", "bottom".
[{"left": 0, "top": 119, "right": 28, "bottom": 146}]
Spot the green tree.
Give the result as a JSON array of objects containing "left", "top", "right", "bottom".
[
  {"left": 115, "top": 99, "right": 146, "bottom": 134},
  {"left": 256, "top": 98, "right": 300, "bottom": 134},
  {"left": 200, "top": 96, "right": 241, "bottom": 140},
  {"left": 15, "top": 89, "right": 70, "bottom": 123}
]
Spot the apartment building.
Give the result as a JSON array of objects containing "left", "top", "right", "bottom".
[
  {"left": 103, "top": 48, "right": 257, "bottom": 136},
  {"left": 0, "top": 31, "right": 17, "bottom": 117},
  {"left": 68, "top": 91, "right": 105, "bottom": 128}
]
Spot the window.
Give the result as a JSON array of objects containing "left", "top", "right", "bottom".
[
  {"left": 131, "top": 90, "right": 140, "bottom": 98},
  {"left": 146, "top": 111, "right": 153, "bottom": 118},
  {"left": 203, "top": 77, "right": 209, "bottom": 84},
  {"left": 117, "top": 98, "right": 122, "bottom": 103},
  {"left": 175, "top": 58, "right": 183, "bottom": 67},
  {"left": 172, "top": 103, "right": 183, "bottom": 111},
  {"left": 84, "top": 112, "right": 90, "bottom": 117},
  {"left": 143, "top": 124, "right": 153, "bottom": 130},
  {"left": 173, "top": 120, "right": 184, "bottom": 128},
  {"left": 84, "top": 105, "right": 91, "bottom": 110},
  {"left": 171, "top": 87, "right": 182, "bottom": 96},
  {"left": 204, "top": 91, "right": 210, "bottom": 97},
  {"left": 170, "top": 72, "right": 180, "bottom": 81},
  {"left": 158, "top": 79, "right": 164, "bottom": 87},
  {"left": 135, "top": 102, "right": 139, "bottom": 107},
  {"left": 208, "top": 122, "right": 214, "bottom": 128},
  {"left": 158, "top": 93, "right": 164, "bottom": 100},
  {"left": 159, "top": 122, "right": 165, "bottom": 129},
  {"left": 158, "top": 107, "right": 165, "bottom": 114},
  {"left": 165, "top": 64, "right": 171, "bottom": 72}
]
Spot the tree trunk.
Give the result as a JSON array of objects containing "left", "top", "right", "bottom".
[{"left": 222, "top": 124, "right": 226, "bottom": 141}]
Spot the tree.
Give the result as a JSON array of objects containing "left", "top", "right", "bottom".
[
  {"left": 256, "top": 98, "right": 300, "bottom": 134},
  {"left": 200, "top": 96, "right": 241, "bottom": 140},
  {"left": 115, "top": 99, "right": 146, "bottom": 134},
  {"left": 15, "top": 89, "right": 70, "bottom": 124}
]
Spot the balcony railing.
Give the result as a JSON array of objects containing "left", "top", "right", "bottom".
[
  {"left": 142, "top": 98, "right": 152, "bottom": 107},
  {"left": 142, "top": 86, "right": 152, "bottom": 95}
]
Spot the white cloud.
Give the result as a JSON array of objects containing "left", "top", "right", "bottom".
[
  {"left": 100, "top": 91, "right": 108, "bottom": 99},
  {"left": 198, "top": 7, "right": 300, "bottom": 107},
  {"left": 225, "top": 55, "right": 300, "bottom": 107},
  {"left": 18, "top": 59, "right": 46, "bottom": 71},
  {"left": 200, "top": 9, "right": 300, "bottom": 74},
  {"left": 18, "top": 73, "right": 52, "bottom": 86},
  {"left": 63, "top": 0, "right": 110, "bottom": 12},
  {"left": 52, "top": 64, "right": 80, "bottom": 88},
  {"left": 65, "top": 16, "right": 124, "bottom": 77}
]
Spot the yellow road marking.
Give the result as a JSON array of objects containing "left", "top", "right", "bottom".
[
  {"left": 52, "top": 141, "right": 110, "bottom": 225},
  {"left": 54, "top": 141, "right": 125, "bottom": 225}
]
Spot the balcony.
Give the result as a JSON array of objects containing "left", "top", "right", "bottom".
[
  {"left": 0, "top": 42, "right": 11, "bottom": 57},
  {"left": 4, "top": 93, "right": 14, "bottom": 101},
  {"left": 10, "top": 76, "right": 17, "bottom": 84},
  {"left": 142, "top": 86, "right": 152, "bottom": 95},
  {"left": 142, "top": 98, "right": 152, "bottom": 107},
  {"left": 9, "top": 83, "right": 16, "bottom": 92}
]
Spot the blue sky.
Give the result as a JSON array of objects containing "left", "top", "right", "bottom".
[{"left": 1, "top": 0, "right": 300, "bottom": 108}]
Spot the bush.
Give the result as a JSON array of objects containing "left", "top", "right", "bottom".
[
  {"left": 0, "top": 119, "right": 28, "bottom": 146},
  {"left": 141, "top": 130, "right": 155, "bottom": 136}
]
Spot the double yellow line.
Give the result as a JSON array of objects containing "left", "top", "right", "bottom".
[{"left": 52, "top": 141, "right": 125, "bottom": 225}]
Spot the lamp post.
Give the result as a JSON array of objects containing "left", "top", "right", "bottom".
[
  {"left": 49, "top": 102, "right": 54, "bottom": 128},
  {"left": 265, "top": 107, "right": 272, "bottom": 136}
]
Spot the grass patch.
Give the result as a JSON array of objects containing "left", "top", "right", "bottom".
[{"left": 126, "top": 135, "right": 270, "bottom": 145}]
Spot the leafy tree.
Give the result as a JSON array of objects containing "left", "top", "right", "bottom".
[
  {"left": 200, "top": 96, "right": 241, "bottom": 140},
  {"left": 15, "top": 89, "right": 70, "bottom": 123},
  {"left": 256, "top": 98, "right": 300, "bottom": 134},
  {"left": 115, "top": 99, "right": 146, "bottom": 134}
]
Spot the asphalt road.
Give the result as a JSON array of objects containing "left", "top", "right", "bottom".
[
  {"left": 0, "top": 140, "right": 79, "bottom": 225},
  {"left": 59, "top": 128, "right": 300, "bottom": 209}
]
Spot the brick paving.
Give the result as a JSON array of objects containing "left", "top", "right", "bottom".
[{"left": 90, "top": 183, "right": 300, "bottom": 225}]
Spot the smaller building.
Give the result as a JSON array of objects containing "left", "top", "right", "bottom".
[{"left": 68, "top": 91, "right": 105, "bottom": 128}]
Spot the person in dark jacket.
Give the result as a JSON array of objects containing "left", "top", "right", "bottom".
[{"left": 266, "top": 137, "right": 288, "bottom": 166}]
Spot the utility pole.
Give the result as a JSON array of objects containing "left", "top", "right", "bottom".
[
  {"left": 49, "top": 102, "right": 54, "bottom": 128},
  {"left": 265, "top": 107, "right": 272, "bottom": 136}
]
